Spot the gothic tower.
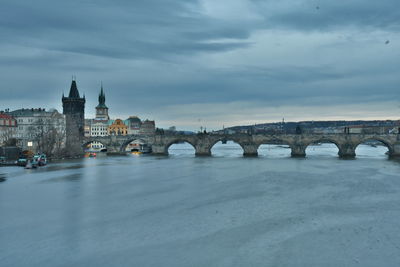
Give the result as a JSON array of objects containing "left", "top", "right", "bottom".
[
  {"left": 95, "top": 84, "right": 109, "bottom": 120},
  {"left": 62, "top": 79, "right": 85, "bottom": 156}
]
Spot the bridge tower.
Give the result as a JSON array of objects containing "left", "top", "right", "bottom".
[
  {"left": 95, "top": 83, "right": 109, "bottom": 120},
  {"left": 62, "top": 79, "right": 86, "bottom": 157}
]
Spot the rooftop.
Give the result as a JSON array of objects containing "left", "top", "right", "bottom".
[
  {"left": 7, "top": 108, "right": 60, "bottom": 117},
  {"left": 0, "top": 113, "right": 15, "bottom": 120}
]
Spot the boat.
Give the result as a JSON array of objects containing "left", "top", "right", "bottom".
[
  {"left": 130, "top": 144, "right": 152, "bottom": 154},
  {"left": 25, "top": 160, "right": 38, "bottom": 169},
  {"left": 15, "top": 158, "right": 28, "bottom": 167},
  {"left": 139, "top": 144, "right": 152, "bottom": 154},
  {"left": 33, "top": 154, "right": 47, "bottom": 166}
]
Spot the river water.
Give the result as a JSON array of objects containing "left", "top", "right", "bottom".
[{"left": 1, "top": 143, "right": 400, "bottom": 267}]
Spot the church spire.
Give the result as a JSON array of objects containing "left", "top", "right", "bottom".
[
  {"left": 100, "top": 82, "right": 104, "bottom": 98},
  {"left": 95, "top": 82, "right": 109, "bottom": 120},
  {"left": 97, "top": 82, "right": 107, "bottom": 108}
]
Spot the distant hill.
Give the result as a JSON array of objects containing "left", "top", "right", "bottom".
[{"left": 217, "top": 120, "right": 400, "bottom": 134}]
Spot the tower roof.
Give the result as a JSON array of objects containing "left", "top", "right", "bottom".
[
  {"left": 96, "top": 84, "right": 108, "bottom": 109},
  {"left": 68, "top": 80, "right": 81, "bottom": 98}
]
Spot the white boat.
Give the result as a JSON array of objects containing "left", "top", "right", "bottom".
[
  {"left": 25, "top": 160, "right": 37, "bottom": 169},
  {"left": 33, "top": 154, "right": 47, "bottom": 166}
]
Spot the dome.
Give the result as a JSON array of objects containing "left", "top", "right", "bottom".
[{"left": 128, "top": 116, "right": 141, "bottom": 123}]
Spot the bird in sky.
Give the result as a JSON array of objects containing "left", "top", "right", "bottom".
[{"left": 385, "top": 40, "right": 390, "bottom": 44}]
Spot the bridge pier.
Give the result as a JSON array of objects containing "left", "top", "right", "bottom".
[
  {"left": 195, "top": 145, "right": 211, "bottom": 156},
  {"left": 242, "top": 144, "right": 258, "bottom": 157},
  {"left": 107, "top": 145, "right": 122, "bottom": 153},
  {"left": 389, "top": 143, "right": 400, "bottom": 158},
  {"left": 291, "top": 145, "right": 306, "bottom": 158},
  {"left": 338, "top": 144, "right": 356, "bottom": 158},
  {"left": 151, "top": 144, "right": 168, "bottom": 155}
]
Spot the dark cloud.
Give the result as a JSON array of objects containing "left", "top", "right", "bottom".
[
  {"left": 0, "top": 0, "right": 399, "bottom": 129},
  {"left": 0, "top": 0, "right": 252, "bottom": 60}
]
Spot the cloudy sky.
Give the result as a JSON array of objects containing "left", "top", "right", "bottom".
[{"left": 0, "top": 0, "right": 399, "bottom": 130}]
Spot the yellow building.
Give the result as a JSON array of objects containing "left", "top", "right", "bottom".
[{"left": 108, "top": 119, "right": 128, "bottom": 136}]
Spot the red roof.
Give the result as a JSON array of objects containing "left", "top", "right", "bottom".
[{"left": 0, "top": 113, "right": 15, "bottom": 120}]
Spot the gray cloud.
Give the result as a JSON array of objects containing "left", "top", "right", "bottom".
[
  {"left": 0, "top": 0, "right": 399, "bottom": 129},
  {"left": 253, "top": 0, "right": 400, "bottom": 31},
  {"left": 0, "top": 0, "right": 252, "bottom": 60}
]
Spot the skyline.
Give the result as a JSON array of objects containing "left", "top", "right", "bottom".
[{"left": 1, "top": 0, "right": 399, "bottom": 130}]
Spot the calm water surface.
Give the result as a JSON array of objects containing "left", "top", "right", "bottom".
[{"left": 1, "top": 143, "right": 400, "bottom": 267}]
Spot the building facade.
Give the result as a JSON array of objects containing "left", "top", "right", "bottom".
[
  {"left": 108, "top": 119, "right": 128, "bottom": 136},
  {"left": 6, "top": 108, "right": 65, "bottom": 153},
  {"left": 84, "top": 119, "right": 92, "bottom": 137},
  {"left": 0, "top": 112, "right": 17, "bottom": 145},
  {"left": 139, "top": 120, "right": 156, "bottom": 135},
  {"left": 126, "top": 116, "right": 141, "bottom": 135}
]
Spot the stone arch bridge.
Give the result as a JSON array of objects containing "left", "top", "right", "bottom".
[{"left": 83, "top": 133, "right": 400, "bottom": 158}]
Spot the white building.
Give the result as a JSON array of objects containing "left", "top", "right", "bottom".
[
  {"left": 91, "top": 121, "right": 109, "bottom": 136},
  {"left": 7, "top": 108, "right": 66, "bottom": 152}
]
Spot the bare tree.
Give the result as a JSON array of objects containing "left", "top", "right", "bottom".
[
  {"left": 0, "top": 127, "right": 17, "bottom": 146},
  {"left": 26, "top": 117, "right": 66, "bottom": 157},
  {"left": 53, "top": 126, "right": 66, "bottom": 157}
]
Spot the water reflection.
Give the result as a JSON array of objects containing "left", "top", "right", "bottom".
[
  {"left": 40, "top": 173, "right": 83, "bottom": 183},
  {"left": 306, "top": 143, "right": 339, "bottom": 158},
  {"left": 258, "top": 144, "right": 292, "bottom": 158},
  {"left": 0, "top": 173, "right": 6, "bottom": 183},
  {"left": 356, "top": 144, "right": 388, "bottom": 159},
  {"left": 168, "top": 142, "right": 195, "bottom": 157}
]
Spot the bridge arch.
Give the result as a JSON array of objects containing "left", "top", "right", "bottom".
[
  {"left": 355, "top": 137, "right": 394, "bottom": 158},
  {"left": 210, "top": 138, "right": 245, "bottom": 157},
  {"left": 165, "top": 138, "right": 197, "bottom": 155},
  {"left": 305, "top": 138, "right": 341, "bottom": 158},
  {"left": 257, "top": 138, "right": 293, "bottom": 158},
  {"left": 82, "top": 140, "right": 108, "bottom": 153},
  {"left": 120, "top": 138, "right": 149, "bottom": 152}
]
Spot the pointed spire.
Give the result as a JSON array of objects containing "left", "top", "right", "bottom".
[
  {"left": 100, "top": 81, "right": 104, "bottom": 97},
  {"left": 68, "top": 80, "right": 80, "bottom": 98},
  {"left": 96, "top": 82, "right": 107, "bottom": 108}
]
